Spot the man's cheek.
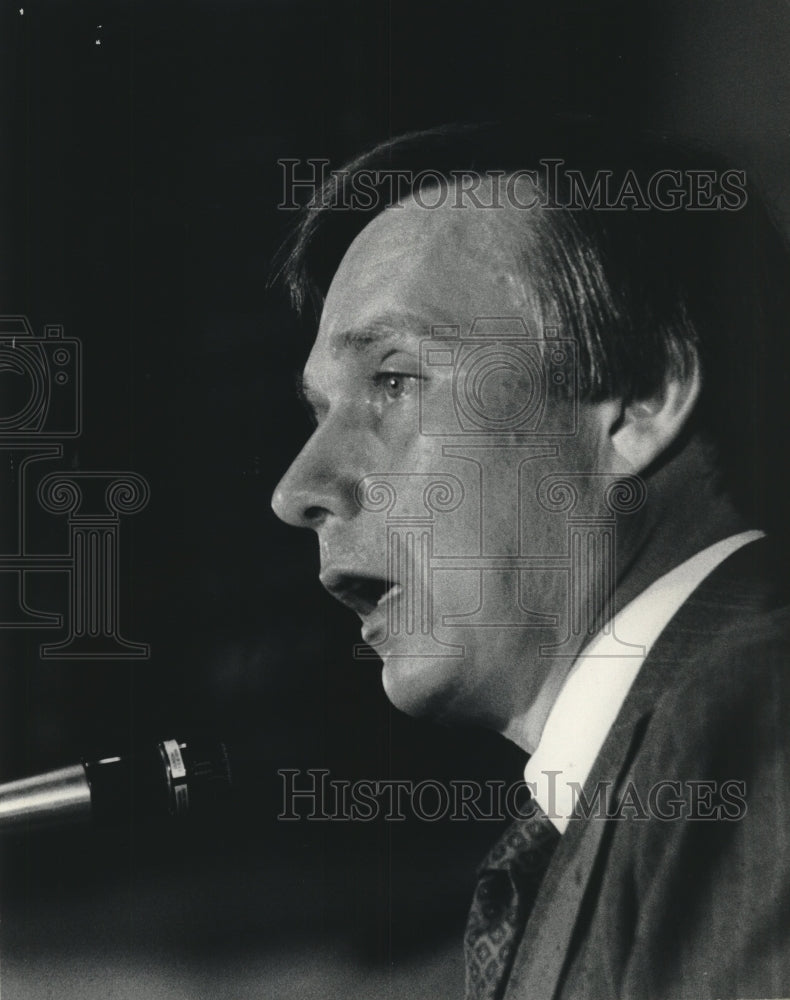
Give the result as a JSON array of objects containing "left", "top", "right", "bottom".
[{"left": 432, "top": 570, "right": 481, "bottom": 628}]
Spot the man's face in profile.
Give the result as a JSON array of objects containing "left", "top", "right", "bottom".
[{"left": 273, "top": 191, "right": 616, "bottom": 738}]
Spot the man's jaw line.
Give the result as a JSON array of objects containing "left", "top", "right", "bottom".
[{"left": 318, "top": 565, "right": 574, "bottom": 744}]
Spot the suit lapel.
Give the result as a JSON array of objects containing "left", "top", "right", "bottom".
[{"left": 503, "top": 537, "right": 774, "bottom": 1000}]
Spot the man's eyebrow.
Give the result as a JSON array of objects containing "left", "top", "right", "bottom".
[{"left": 331, "top": 311, "right": 443, "bottom": 350}]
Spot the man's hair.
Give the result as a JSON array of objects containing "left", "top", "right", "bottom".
[{"left": 276, "top": 120, "right": 790, "bottom": 531}]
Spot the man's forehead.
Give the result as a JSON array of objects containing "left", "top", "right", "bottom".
[
  {"left": 333, "top": 198, "right": 481, "bottom": 276},
  {"left": 340, "top": 183, "right": 539, "bottom": 278},
  {"left": 318, "top": 194, "right": 536, "bottom": 342}
]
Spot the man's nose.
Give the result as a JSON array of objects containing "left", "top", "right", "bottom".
[{"left": 271, "top": 423, "right": 359, "bottom": 530}]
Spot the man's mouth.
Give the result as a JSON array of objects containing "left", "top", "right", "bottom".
[{"left": 319, "top": 570, "right": 401, "bottom": 619}]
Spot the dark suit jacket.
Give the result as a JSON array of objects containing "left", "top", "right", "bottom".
[{"left": 503, "top": 537, "right": 790, "bottom": 1000}]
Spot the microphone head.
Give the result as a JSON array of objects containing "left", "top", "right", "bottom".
[
  {"left": 0, "top": 737, "right": 234, "bottom": 834},
  {"left": 85, "top": 737, "right": 234, "bottom": 826}
]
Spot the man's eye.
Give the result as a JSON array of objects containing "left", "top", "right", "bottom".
[{"left": 373, "top": 372, "right": 419, "bottom": 400}]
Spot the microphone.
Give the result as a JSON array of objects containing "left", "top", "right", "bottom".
[{"left": 0, "top": 737, "right": 233, "bottom": 833}]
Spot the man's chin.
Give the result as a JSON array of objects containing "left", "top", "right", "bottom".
[{"left": 379, "top": 650, "right": 469, "bottom": 722}]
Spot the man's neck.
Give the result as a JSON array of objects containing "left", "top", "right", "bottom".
[
  {"left": 504, "top": 444, "right": 749, "bottom": 754},
  {"left": 611, "top": 447, "right": 748, "bottom": 617}
]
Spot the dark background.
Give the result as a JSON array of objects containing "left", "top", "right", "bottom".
[{"left": 0, "top": 2, "right": 788, "bottom": 997}]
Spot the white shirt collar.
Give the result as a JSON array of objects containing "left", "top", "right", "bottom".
[{"left": 523, "top": 530, "right": 764, "bottom": 833}]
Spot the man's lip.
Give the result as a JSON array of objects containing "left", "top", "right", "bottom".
[
  {"left": 319, "top": 569, "right": 400, "bottom": 618},
  {"left": 360, "top": 584, "right": 403, "bottom": 645}
]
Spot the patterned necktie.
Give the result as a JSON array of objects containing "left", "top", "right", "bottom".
[{"left": 464, "top": 794, "right": 560, "bottom": 1000}]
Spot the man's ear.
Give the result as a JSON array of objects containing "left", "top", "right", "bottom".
[{"left": 607, "top": 354, "right": 702, "bottom": 474}]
